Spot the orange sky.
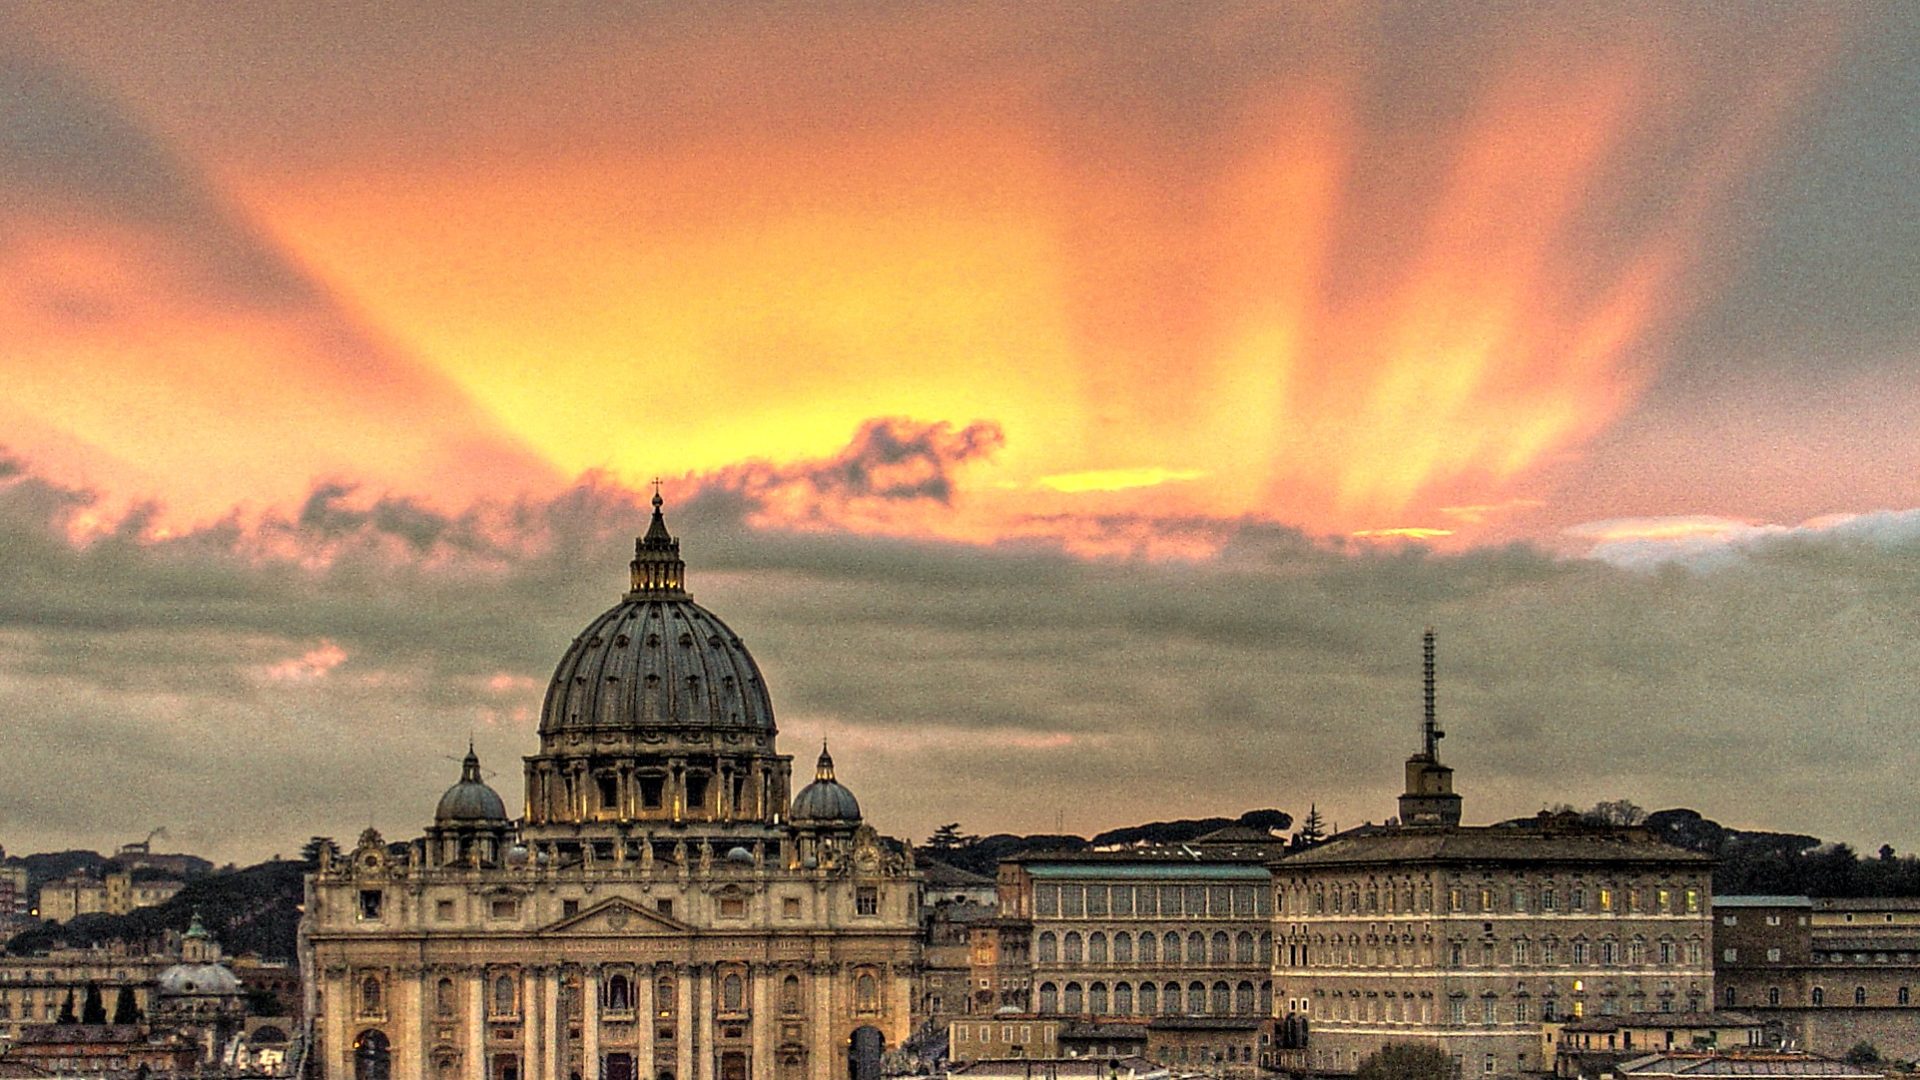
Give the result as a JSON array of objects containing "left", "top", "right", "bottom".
[{"left": 0, "top": 5, "right": 1895, "bottom": 552}]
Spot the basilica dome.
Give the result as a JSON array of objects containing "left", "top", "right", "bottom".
[
  {"left": 436, "top": 746, "right": 508, "bottom": 824},
  {"left": 791, "top": 744, "right": 861, "bottom": 824},
  {"left": 539, "top": 494, "right": 775, "bottom": 737}
]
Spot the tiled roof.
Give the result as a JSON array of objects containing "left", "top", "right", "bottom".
[{"left": 1615, "top": 1052, "right": 1882, "bottom": 1078}]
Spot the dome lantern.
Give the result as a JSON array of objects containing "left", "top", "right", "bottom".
[{"left": 629, "top": 488, "right": 687, "bottom": 597}]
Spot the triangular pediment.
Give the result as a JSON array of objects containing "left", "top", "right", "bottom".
[{"left": 541, "top": 896, "right": 688, "bottom": 935}]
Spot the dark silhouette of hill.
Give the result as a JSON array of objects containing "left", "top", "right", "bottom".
[
  {"left": 923, "top": 810, "right": 1291, "bottom": 877},
  {"left": 7, "top": 860, "right": 305, "bottom": 961}
]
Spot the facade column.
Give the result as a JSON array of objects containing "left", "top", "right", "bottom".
[
  {"left": 522, "top": 971, "right": 540, "bottom": 1080},
  {"left": 326, "top": 969, "right": 352, "bottom": 1080},
  {"left": 582, "top": 969, "right": 600, "bottom": 1080},
  {"left": 636, "top": 968, "right": 655, "bottom": 1080},
  {"left": 695, "top": 968, "right": 714, "bottom": 1080},
  {"left": 400, "top": 972, "right": 425, "bottom": 1080},
  {"left": 542, "top": 969, "right": 561, "bottom": 1080},
  {"left": 750, "top": 966, "right": 772, "bottom": 1080},
  {"left": 676, "top": 967, "right": 694, "bottom": 1080},
  {"left": 810, "top": 967, "right": 835, "bottom": 1080},
  {"left": 889, "top": 964, "right": 912, "bottom": 1047},
  {"left": 468, "top": 973, "right": 485, "bottom": 1080}
]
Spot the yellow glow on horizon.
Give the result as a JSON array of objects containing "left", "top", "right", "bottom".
[{"left": 1035, "top": 467, "right": 1209, "bottom": 494}]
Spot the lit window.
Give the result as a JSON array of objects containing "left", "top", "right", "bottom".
[{"left": 856, "top": 887, "right": 879, "bottom": 917}]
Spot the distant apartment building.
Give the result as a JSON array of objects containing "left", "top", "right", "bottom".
[
  {"left": 1715, "top": 895, "right": 1920, "bottom": 1060},
  {"left": 36, "top": 870, "right": 184, "bottom": 923},
  {"left": 0, "top": 944, "right": 172, "bottom": 1042},
  {"left": 998, "top": 835, "right": 1279, "bottom": 1024}
]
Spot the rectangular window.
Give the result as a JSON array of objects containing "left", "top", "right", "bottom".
[
  {"left": 657, "top": 898, "right": 673, "bottom": 917},
  {"left": 490, "top": 898, "right": 518, "bottom": 919},
  {"left": 639, "top": 775, "right": 665, "bottom": 809},
  {"left": 436, "top": 899, "right": 455, "bottom": 921},
  {"left": 1599, "top": 888, "right": 1613, "bottom": 912},
  {"left": 562, "top": 899, "right": 580, "bottom": 918},
  {"left": 1450, "top": 999, "right": 1466, "bottom": 1025},
  {"left": 1480, "top": 888, "right": 1493, "bottom": 913},
  {"left": 359, "top": 889, "right": 383, "bottom": 920},
  {"left": 1766, "top": 915, "right": 1781, "bottom": 926},
  {"left": 1061, "top": 887, "right": 1084, "bottom": 917},
  {"left": 1724, "top": 948, "right": 1738, "bottom": 962},
  {"left": 856, "top": 887, "right": 879, "bottom": 916},
  {"left": 1658, "top": 889, "right": 1671, "bottom": 911},
  {"left": 1543, "top": 889, "right": 1557, "bottom": 912},
  {"left": 1686, "top": 890, "right": 1700, "bottom": 914},
  {"left": 1187, "top": 885, "right": 1208, "bottom": 914},
  {"left": 1572, "top": 888, "right": 1586, "bottom": 911},
  {"left": 1512, "top": 889, "right": 1528, "bottom": 913},
  {"left": 1482, "top": 998, "right": 1496, "bottom": 1025},
  {"left": 719, "top": 895, "right": 746, "bottom": 918},
  {"left": 1161, "top": 886, "right": 1183, "bottom": 916},
  {"left": 1086, "top": 886, "right": 1108, "bottom": 916},
  {"left": 1768, "top": 948, "right": 1781, "bottom": 962},
  {"left": 1112, "top": 887, "right": 1134, "bottom": 916},
  {"left": 1450, "top": 889, "right": 1463, "bottom": 913},
  {"left": 1035, "top": 885, "right": 1059, "bottom": 917},
  {"left": 783, "top": 897, "right": 801, "bottom": 919}
]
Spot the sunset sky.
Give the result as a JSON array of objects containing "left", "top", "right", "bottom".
[{"left": 3, "top": 5, "right": 1918, "bottom": 863}]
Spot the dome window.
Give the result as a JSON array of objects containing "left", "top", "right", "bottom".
[
  {"left": 615, "top": 635, "right": 630, "bottom": 648},
  {"left": 646, "top": 634, "right": 660, "bottom": 648},
  {"left": 678, "top": 633, "right": 694, "bottom": 648}
]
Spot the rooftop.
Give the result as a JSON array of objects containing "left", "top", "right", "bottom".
[
  {"left": 1716, "top": 896, "right": 1813, "bottom": 908},
  {"left": 1278, "top": 822, "right": 1709, "bottom": 869},
  {"left": 1613, "top": 1052, "right": 1883, "bottom": 1078}
]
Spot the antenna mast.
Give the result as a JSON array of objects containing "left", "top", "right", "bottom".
[{"left": 1422, "top": 627, "right": 1443, "bottom": 760}]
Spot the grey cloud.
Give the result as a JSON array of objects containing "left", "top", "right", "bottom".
[{"left": 1, "top": 430, "right": 1917, "bottom": 862}]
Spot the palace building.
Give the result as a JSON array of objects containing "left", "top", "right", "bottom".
[
  {"left": 1271, "top": 632, "right": 1716, "bottom": 1079},
  {"left": 302, "top": 496, "right": 920, "bottom": 1080}
]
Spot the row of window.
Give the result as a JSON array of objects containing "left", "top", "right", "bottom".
[
  {"left": 369, "top": 888, "right": 876, "bottom": 924},
  {"left": 1034, "top": 979, "right": 1273, "bottom": 1017},
  {"left": 1314, "top": 992, "right": 1700, "bottom": 1025},
  {"left": 1286, "top": 935, "right": 1705, "bottom": 969},
  {"left": 1283, "top": 882, "right": 1702, "bottom": 917},
  {"left": 1727, "top": 985, "right": 1915, "bottom": 1007},
  {"left": 1036, "top": 930, "right": 1271, "bottom": 966},
  {"left": 367, "top": 967, "right": 885, "bottom": 1021},
  {"left": 1033, "top": 883, "right": 1269, "bottom": 919}
]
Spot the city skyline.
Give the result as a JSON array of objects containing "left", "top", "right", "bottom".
[{"left": 2, "top": 5, "right": 1917, "bottom": 863}]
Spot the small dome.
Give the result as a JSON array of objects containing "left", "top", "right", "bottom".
[
  {"left": 437, "top": 746, "right": 508, "bottom": 824},
  {"left": 725, "top": 846, "right": 754, "bottom": 865},
  {"left": 791, "top": 743, "right": 861, "bottom": 824},
  {"left": 158, "top": 962, "right": 241, "bottom": 996}
]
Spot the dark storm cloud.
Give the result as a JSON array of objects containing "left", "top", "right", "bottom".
[{"left": 2, "top": 425, "right": 1918, "bottom": 862}]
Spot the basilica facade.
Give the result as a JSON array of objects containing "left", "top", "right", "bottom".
[{"left": 302, "top": 496, "right": 920, "bottom": 1080}]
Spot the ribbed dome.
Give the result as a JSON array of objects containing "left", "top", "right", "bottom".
[
  {"left": 539, "top": 495, "right": 774, "bottom": 736},
  {"left": 791, "top": 744, "right": 861, "bottom": 824},
  {"left": 157, "top": 962, "right": 241, "bottom": 996},
  {"left": 436, "top": 746, "right": 508, "bottom": 824}
]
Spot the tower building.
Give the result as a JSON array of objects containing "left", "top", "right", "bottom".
[{"left": 303, "top": 496, "right": 920, "bottom": 1080}]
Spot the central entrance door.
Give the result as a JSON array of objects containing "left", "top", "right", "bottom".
[
  {"left": 719, "top": 1051, "right": 748, "bottom": 1080},
  {"left": 604, "top": 1054, "right": 634, "bottom": 1080}
]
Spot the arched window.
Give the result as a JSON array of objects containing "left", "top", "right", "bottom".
[
  {"left": 1211, "top": 981, "right": 1231, "bottom": 1015},
  {"left": 1212, "top": 931, "right": 1231, "bottom": 964},
  {"left": 1114, "top": 982, "right": 1133, "bottom": 1014},
  {"left": 606, "top": 974, "right": 631, "bottom": 1012},
  {"left": 782, "top": 975, "right": 801, "bottom": 1014},
  {"left": 1139, "top": 982, "right": 1158, "bottom": 1015},
  {"left": 1726, "top": 987, "right": 1738, "bottom": 1008},
  {"left": 360, "top": 976, "right": 383, "bottom": 1016},
  {"left": 435, "top": 978, "right": 455, "bottom": 1017},
  {"left": 1235, "top": 932, "right": 1255, "bottom": 964},
  {"left": 1188, "top": 981, "right": 1207, "bottom": 1014},
  {"left": 1064, "top": 982, "right": 1083, "bottom": 1014},
  {"left": 1089, "top": 983, "right": 1108, "bottom": 1014},
  {"left": 1038, "top": 932, "right": 1058, "bottom": 963},
  {"left": 1089, "top": 932, "right": 1108, "bottom": 963},
  {"left": 1628, "top": 937, "right": 1645, "bottom": 966},
  {"left": 1164, "top": 932, "right": 1181, "bottom": 960},
  {"left": 1138, "top": 933, "right": 1156, "bottom": 963},
  {"left": 1855, "top": 986, "right": 1868, "bottom": 1006},
  {"left": 1236, "top": 981, "right": 1255, "bottom": 1015},
  {"left": 1812, "top": 987, "right": 1824, "bottom": 1006},
  {"left": 1039, "top": 983, "right": 1058, "bottom": 1013},
  {"left": 1260, "top": 932, "right": 1273, "bottom": 963},
  {"left": 1259, "top": 981, "right": 1273, "bottom": 1015},
  {"left": 855, "top": 972, "right": 878, "bottom": 1013},
  {"left": 657, "top": 975, "right": 676, "bottom": 1015},
  {"left": 1064, "top": 932, "right": 1084, "bottom": 964},
  {"left": 723, "top": 973, "right": 744, "bottom": 1012},
  {"left": 1769, "top": 987, "right": 1781, "bottom": 1006},
  {"left": 1900, "top": 986, "right": 1911, "bottom": 1006},
  {"left": 1188, "top": 933, "right": 1206, "bottom": 964},
  {"left": 1114, "top": 932, "right": 1133, "bottom": 963},
  {"left": 1162, "top": 983, "right": 1180, "bottom": 1014}
]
